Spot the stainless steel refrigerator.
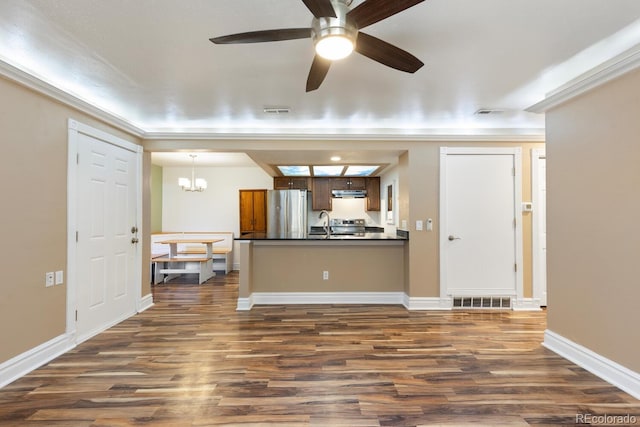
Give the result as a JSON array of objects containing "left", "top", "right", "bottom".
[{"left": 267, "top": 189, "right": 308, "bottom": 237}]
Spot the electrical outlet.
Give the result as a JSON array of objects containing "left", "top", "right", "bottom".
[
  {"left": 55, "top": 270, "right": 64, "bottom": 285},
  {"left": 323, "top": 271, "right": 329, "bottom": 280},
  {"left": 45, "top": 272, "right": 54, "bottom": 287}
]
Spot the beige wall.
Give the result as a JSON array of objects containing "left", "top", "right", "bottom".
[
  {"left": 0, "top": 76, "right": 142, "bottom": 363},
  {"left": 252, "top": 243, "right": 405, "bottom": 292},
  {"left": 150, "top": 164, "right": 163, "bottom": 233},
  {"left": 141, "top": 154, "right": 152, "bottom": 290},
  {"left": 546, "top": 68, "right": 640, "bottom": 372},
  {"left": 398, "top": 152, "right": 411, "bottom": 294}
]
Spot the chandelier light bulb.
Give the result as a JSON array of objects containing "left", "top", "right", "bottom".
[{"left": 178, "top": 154, "right": 207, "bottom": 192}]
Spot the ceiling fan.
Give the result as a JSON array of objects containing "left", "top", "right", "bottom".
[{"left": 210, "top": 0, "right": 425, "bottom": 92}]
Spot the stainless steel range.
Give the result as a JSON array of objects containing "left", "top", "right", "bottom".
[{"left": 330, "top": 218, "right": 366, "bottom": 235}]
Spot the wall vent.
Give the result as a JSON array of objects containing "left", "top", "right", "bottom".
[{"left": 452, "top": 296, "right": 511, "bottom": 309}]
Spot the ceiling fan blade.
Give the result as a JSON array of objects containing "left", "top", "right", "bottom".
[
  {"left": 306, "top": 55, "right": 332, "bottom": 92},
  {"left": 301, "top": 0, "right": 337, "bottom": 18},
  {"left": 355, "top": 32, "right": 424, "bottom": 73},
  {"left": 347, "top": 0, "right": 425, "bottom": 29},
  {"left": 210, "top": 28, "right": 311, "bottom": 44}
]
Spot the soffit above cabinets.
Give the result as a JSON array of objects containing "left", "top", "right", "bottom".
[{"left": 277, "top": 165, "right": 383, "bottom": 177}]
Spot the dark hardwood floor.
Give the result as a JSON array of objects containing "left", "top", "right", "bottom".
[{"left": 1, "top": 272, "right": 638, "bottom": 426}]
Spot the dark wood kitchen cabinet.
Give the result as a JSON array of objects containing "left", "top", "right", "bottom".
[
  {"left": 309, "top": 177, "right": 380, "bottom": 211},
  {"left": 365, "top": 177, "right": 381, "bottom": 211},
  {"left": 311, "top": 177, "right": 332, "bottom": 211},
  {"left": 331, "top": 177, "right": 366, "bottom": 190},
  {"left": 274, "top": 177, "right": 309, "bottom": 190},
  {"left": 239, "top": 189, "right": 267, "bottom": 234}
]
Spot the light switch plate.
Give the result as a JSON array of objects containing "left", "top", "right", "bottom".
[
  {"left": 55, "top": 270, "right": 64, "bottom": 285},
  {"left": 416, "top": 220, "right": 423, "bottom": 231}
]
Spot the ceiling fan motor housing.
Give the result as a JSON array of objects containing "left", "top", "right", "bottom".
[{"left": 311, "top": 0, "right": 358, "bottom": 49}]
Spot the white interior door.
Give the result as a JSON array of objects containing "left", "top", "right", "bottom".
[
  {"left": 440, "top": 148, "right": 522, "bottom": 299},
  {"left": 75, "top": 129, "right": 138, "bottom": 342},
  {"left": 532, "top": 149, "right": 547, "bottom": 306}
]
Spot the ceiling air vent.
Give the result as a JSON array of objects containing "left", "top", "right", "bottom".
[
  {"left": 263, "top": 107, "right": 290, "bottom": 114},
  {"left": 475, "top": 108, "right": 504, "bottom": 115}
]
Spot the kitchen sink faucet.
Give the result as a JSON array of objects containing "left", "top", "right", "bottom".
[{"left": 318, "top": 210, "right": 331, "bottom": 237}]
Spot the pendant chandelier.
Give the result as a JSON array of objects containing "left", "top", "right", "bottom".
[{"left": 178, "top": 154, "right": 207, "bottom": 192}]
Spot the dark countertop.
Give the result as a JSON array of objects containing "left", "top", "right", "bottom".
[
  {"left": 237, "top": 230, "right": 408, "bottom": 241},
  {"left": 309, "top": 226, "right": 386, "bottom": 234}
]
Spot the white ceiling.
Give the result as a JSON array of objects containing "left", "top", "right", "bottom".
[
  {"left": 2, "top": 0, "right": 640, "bottom": 167},
  {"left": 151, "top": 152, "right": 256, "bottom": 167}
]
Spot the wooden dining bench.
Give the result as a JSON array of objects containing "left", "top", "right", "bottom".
[
  {"left": 152, "top": 254, "right": 214, "bottom": 285},
  {"left": 151, "top": 232, "right": 234, "bottom": 284},
  {"left": 178, "top": 246, "right": 233, "bottom": 273}
]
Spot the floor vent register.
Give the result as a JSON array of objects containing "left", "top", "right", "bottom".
[{"left": 452, "top": 296, "right": 512, "bottom": 309}]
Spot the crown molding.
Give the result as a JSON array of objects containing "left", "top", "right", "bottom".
[
  {"left": 0, "top": 59, "right": 145, "bottom": 137},
  {"left": 527, "top": 46, "right": 640, "bottom": 114},
  {"left": 142, "top": 129, "right": 545, "bottom": 142}
]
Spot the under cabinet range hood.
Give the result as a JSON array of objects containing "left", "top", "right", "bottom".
[{"left": 331, "top": 189, "right": 367, "bottom": 198}]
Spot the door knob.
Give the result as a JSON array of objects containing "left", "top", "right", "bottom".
[
  {"left": 131, "top": 237, "right": 139, "bottom": 244},
  {"left": 448, "top": 235, "right": 461, "bottom": 241}
]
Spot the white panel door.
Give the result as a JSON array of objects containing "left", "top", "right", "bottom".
[
  {"left": 442, "top": 152, "right": 518, "bottom": 296},
  {"left": 76, "top": 132, "right": 137, "bottom": 341}
]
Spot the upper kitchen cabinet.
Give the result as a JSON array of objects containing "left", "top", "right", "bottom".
[
  {"left": 239, "top": 189, "right": 267, "bottom": 234},
  {"left": 365, "top": 177, "right": 381, "bottom": 211},
  {"left": 274, "top": 176, "right": 309, "bottom": 190},
  {"left": 331, "top": 177, "right": 366, "bottom": 190},
  {"left": 311, "top": 178, "right": 332, "bottom": 211},
  {"left": 310, "top": 177, "right": 380, "bottom": 211}
]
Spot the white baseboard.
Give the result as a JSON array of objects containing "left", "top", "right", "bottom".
[
  {"left": 543, "top": 329, "right": 640, "bottom": 399},
  {"left": 512, "top": 298, "right": 542, "bottom": 311},
  {"left": 236, "top": 296, "right": 253, "bottom": 311},
  {"left": 0, "top": 333, "right": 75, "bottom": 389},
  {"left": 246, "top": 292, "right": 405, "bottom": 307},
  {"left": 137, "top": 293, "right": 154, "bottom": 313},
  {"left": 237, "top": 294, "right": 542, "bottom": 312},
  {"left": 403, "top": 296, "right": 452, "bottom": 310}
]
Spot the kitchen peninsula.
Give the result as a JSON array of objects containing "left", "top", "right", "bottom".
[{"left": 235, "top": 231, "right": 408, "bottom": 310}]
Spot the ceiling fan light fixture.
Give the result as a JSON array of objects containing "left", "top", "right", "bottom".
[
  {"left": 315, "top": 34, "right": 354, "bottom": 60},
  {"left": 210, "top": 0, "right": 425, "bottom": 91},
  {"left": 311, "top": 1, "right": 357, "bottom": 61}
]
